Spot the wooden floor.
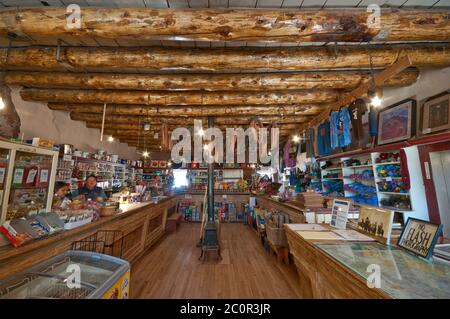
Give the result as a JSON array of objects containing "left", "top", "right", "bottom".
[{"left": 130, "top": 222, "right": 303, "bottom": 298}]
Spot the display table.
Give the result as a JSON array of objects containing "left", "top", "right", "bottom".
[
  {"left": 0, "top": 195, "right": 179, "bottom": 280},
  {"left": 254, "top": 195, "right": 306, "bottom": 223},
  {"left": 284, "top": 224, "right": 450, "bottom": 298}
]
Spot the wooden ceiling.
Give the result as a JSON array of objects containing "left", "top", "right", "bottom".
[{"left": 0, "top": 2, "right": 449, "bottom": 152}]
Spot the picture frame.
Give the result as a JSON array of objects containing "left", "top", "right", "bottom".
[
  {"left": 397, "top": 217, "right": 442, "bottom": 260},
  {"left": 422, "top": 93, "right": 450, "bottom": 135},
  {"left": 150, "top": 160, "right": 159, "bottom": 168},
  {"left": 158, "top": 160, "right": 167, "bottom": 168},
  {"left": 377, "top": 98, "right": 416, "bottom": 145},
  {"left": 357, "top": 206, "right": 394, "bottom": 244}
]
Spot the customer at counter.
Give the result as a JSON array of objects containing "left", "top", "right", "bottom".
[{"left": 72, "top": 175, "right": 107, "bottom": 202}]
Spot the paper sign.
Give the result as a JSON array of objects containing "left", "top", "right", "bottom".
[
  {"left": 13, "top": 168, "right": 24, "bottom": 184},
  {"left": 40, "top": 169, "right": 49, "bottom": 183},
  {"left": 398, "top": 218, "right": 442, "bottom": 259},
  {"left": 330, "top": 199, "right": 350, "bottom": 229},
  {"left": 26, "top": 169, "right": 38, "bottom": 184},
  {"left": 0, "top": 167, "right": 5, "bottom": 184}
]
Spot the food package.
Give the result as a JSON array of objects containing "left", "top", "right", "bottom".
[
  {"left": 0, "top": 218, "right": 41, "bottom": 247},
  {"left": 0, "top": 163, "right": 6, "bottom": 188},
  {"left": 36, "top": 166, "right": 50, "bottom": 187},
  {"left": 12, "top": 166, "right": 25, "bottom": 187},
  {"left": 23, "top": 165, "right": 38, "bottom": 187}
]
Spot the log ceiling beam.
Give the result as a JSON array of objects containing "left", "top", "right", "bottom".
[
  {"left": 1, "top": 45, "right": 449, "bottom": 72},
  {"left": 20, "top": 88, "right": 338, "bottom": 105},
  {"left": 70, "top": 112, "right": 309, "bottom": 125},
  {"left": 1, "top": 8, "right": 449, "bottom": 43},
  {"left": 85, "top": 122, "right": 302, "bottom": 131},
  {"left": 5, "top": 69, "right": 419, "bottom": 91},
  {"left": 47, "top": 103, "right": 325, "bottom": 117}
]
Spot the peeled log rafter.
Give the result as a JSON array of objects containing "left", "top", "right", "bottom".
[
  {"left": 1, "top": 46, "right": 449, "bottom": 72},
  {"left": 86, "top": 122, "right": 301, "bottom": 131},
  {"left": 47, "top": 103, "right": 325, "bottom": 117},
  {"left": 5, "top": 69, "right": 419, "bottom": 91},
  {"left": 70, "top": 112, "right": 309, "bottom": 125},
  {"left": 1, "top": 8, "right": 449, "bottom": 42},
  {"left": 21, "top": 88, "right": 338, "bottom": 105}
]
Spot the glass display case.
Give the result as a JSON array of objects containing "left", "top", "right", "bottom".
[
  {"left": 0, "top": 140, "right": 58, "bottom": 224},
  {"left": 316, "top": 242, "right": 450, "bottom": 299},
  {"left": 0, "top": 250, "right": 130, "bottom": 299}
]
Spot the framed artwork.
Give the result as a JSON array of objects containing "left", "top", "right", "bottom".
[
  {"left": 357, "top": 206, "right": 394, "bottom": 243},
  {"left": 422, "top": 93, "right": 450, "bottom": 134},
  {"left": 150, "top": 160, "right": 159, "bottom": 168},
  {"left": 158, "top": 160, "right": 167, "bottom": 168},
  {"left": 377, "top": 99, "right": 416, "bottom": 145},
  {"left": 397, "top": 218, "right": 442, "bottom": 260}
]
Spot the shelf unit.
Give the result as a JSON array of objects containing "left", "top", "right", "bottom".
[{"left": 319, "top": 146, "right": 430, "bottom": 223}]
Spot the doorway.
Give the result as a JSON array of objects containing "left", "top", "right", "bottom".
[{"left": 429, "top": 150, "right": 450, "bottom": 238}]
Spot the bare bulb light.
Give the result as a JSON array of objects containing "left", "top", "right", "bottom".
[
  {"left": 197, "top": 128, "right": 205, "bottom": 136},
  {"left": 292, "top": 135, "right": 300, "bottom": 143},
  {"left": 0, "top": 97, "right": 5, "bottom": 110},
  {"left": 143, "top": 151, "right": 149, "bottom": 158},
  {"left": 371, "top": 95, "right": 382, "bottom": 108},
  {"left": 108, "top": 136, "right": 114, "bottom": 142}
]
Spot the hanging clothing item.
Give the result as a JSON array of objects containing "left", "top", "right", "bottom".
[
  {"left": 369, "top": 104, "right": 379, "bottom": 137},
  {"left": 330, "top": 108, "right": 351, "bottom": 149},
  {"left": 400, "top": 149, "right": 411, "bottom": 191},
  {"left": 349, "top": 99, "right": 366, "bottom": 142},
  {"left": 317, "top": 120, "right": 332, "bottom": 156},
  {"left": 339, "top": 107, "right": 352, "bottom": 147},
  {"left": 305, "top": 127, "right": 315, "bottom": 158},
  {"left": 330, "top": 111, "right": 340, "bottom": 149}
]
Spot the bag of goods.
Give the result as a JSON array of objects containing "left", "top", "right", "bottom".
[
  {"left": 36, "top": 166, "right": 50, "bottom": 188},
  {"left": 23, "top": 165, "right": 38, "bottom": 187},
  {"left": 12, "top": 165, "right": 25, "bottom": 188},
  {"left": 0, "top": 162, "right": 6, "bottom": 188}
]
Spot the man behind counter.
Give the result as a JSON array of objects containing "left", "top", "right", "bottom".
[{"left": 72, "top": 174, "right": 107, "bottom": 202}]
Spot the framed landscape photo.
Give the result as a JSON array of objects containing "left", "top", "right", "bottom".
[
  {"left": 422, "top": 93, "right": 450, "bottom": 135},
  {"left": 397, "top": 218, "right": 442, "bottom": 260},
  {"left": 377, "top": 99, "right": 416, "bottom": 145}
]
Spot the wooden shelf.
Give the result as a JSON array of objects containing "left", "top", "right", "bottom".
[
  {"left": 378, "top": 192, "right": 410, "bottom": 196},
  {"left": 374, "top": 162, "right": 400, "bottom": 166},
  {"left": 343, "top": 164, "right": 373, "bottom": 169}
]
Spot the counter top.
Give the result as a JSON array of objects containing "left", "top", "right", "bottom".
[{"left": 0, "top": 195, "right": 179, "bottom": 263}]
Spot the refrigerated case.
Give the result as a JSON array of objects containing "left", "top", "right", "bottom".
[
  {"left": 0, "top": 250, "right": 130, "bottom": 299},
  {"left": 0, "top": 140, "right": 58, "bottom": 224}
]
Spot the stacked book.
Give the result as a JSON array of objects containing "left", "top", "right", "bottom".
[{"left": 292, "top": 192, "right": 325, "bottom": 208}]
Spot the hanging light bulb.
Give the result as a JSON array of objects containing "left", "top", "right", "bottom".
[
  {"left": 292, "top": 135, "right": 300, "bottom": 143},
  {"left": 143, "top": 151, "right": 149, "bottom": 158},
  {"left": 371, "top": 95, "right": 382, "bottom": 108},
  {"left": 197, "top": 128, "right": 205, "bottom": 136},
  {"left": 0, "top": 96, "right": 5, "bottom": 110},
  {"left": 108, "top": 136, "right": 114, "bottom": 142},
  {"left": 167, "top": 162, "right": 172, "bottom": 167}
]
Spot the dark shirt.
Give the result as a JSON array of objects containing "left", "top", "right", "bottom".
[{"left": 73, "top": 186, "right": 107, "bottom": 201}]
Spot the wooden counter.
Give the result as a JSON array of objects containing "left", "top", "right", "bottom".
[
  {"left": 254, "top": 195, "right": 306, "bottom": 223},
  {"left": 0, "top": 195, "right": 179, "bottom": 280}
]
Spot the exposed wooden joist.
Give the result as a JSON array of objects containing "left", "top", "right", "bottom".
[
  {"left": 1, "top": 46, "right": 449, "bottom": 72},
  {"left": 47, "top": 103, "right": 325, "bottom": 117},
  {"left": 20, "top": 88, "right": 338, "bottom": 105},
  {"left": 5, "top": 69, "right": 419, "bottom": 91},
  {"left": 70, "top": 113, "right": 309, "bottom": 125},
  {"left": 1, "top": 8, "right": 449, "bottom": 42},
  {"left": 86, "top": 122, "right": 302, "bottom": 131}
]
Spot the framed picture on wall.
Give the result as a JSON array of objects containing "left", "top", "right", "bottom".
[
  {"left": 422, "top": 93, "right": 450, "bottom": 135},
  {"left": 377, "top": 98, "right": 416, "bottom": 145}
]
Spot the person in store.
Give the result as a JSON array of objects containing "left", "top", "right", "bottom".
[
  {"left": 54, "top": 181, "right": 72, "bottom": 201},
  {"left": 72, "top": 175, "right": 107, "bottom": 202}
]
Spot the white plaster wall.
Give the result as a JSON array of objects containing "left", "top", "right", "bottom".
[
  {"left": 9, "top": 86, "right": 139, "bottom": 160},
  {"left": 382, "top": 66, "right": 450, "bottom": 107}
]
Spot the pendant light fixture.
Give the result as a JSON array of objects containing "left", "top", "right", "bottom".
[{"left": 368, "top": 47, "right": 382, "bottom": 108}]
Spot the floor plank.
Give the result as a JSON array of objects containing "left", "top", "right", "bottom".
[{"left": 130, "top": 223, "right": 302, "bottom": 298}]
